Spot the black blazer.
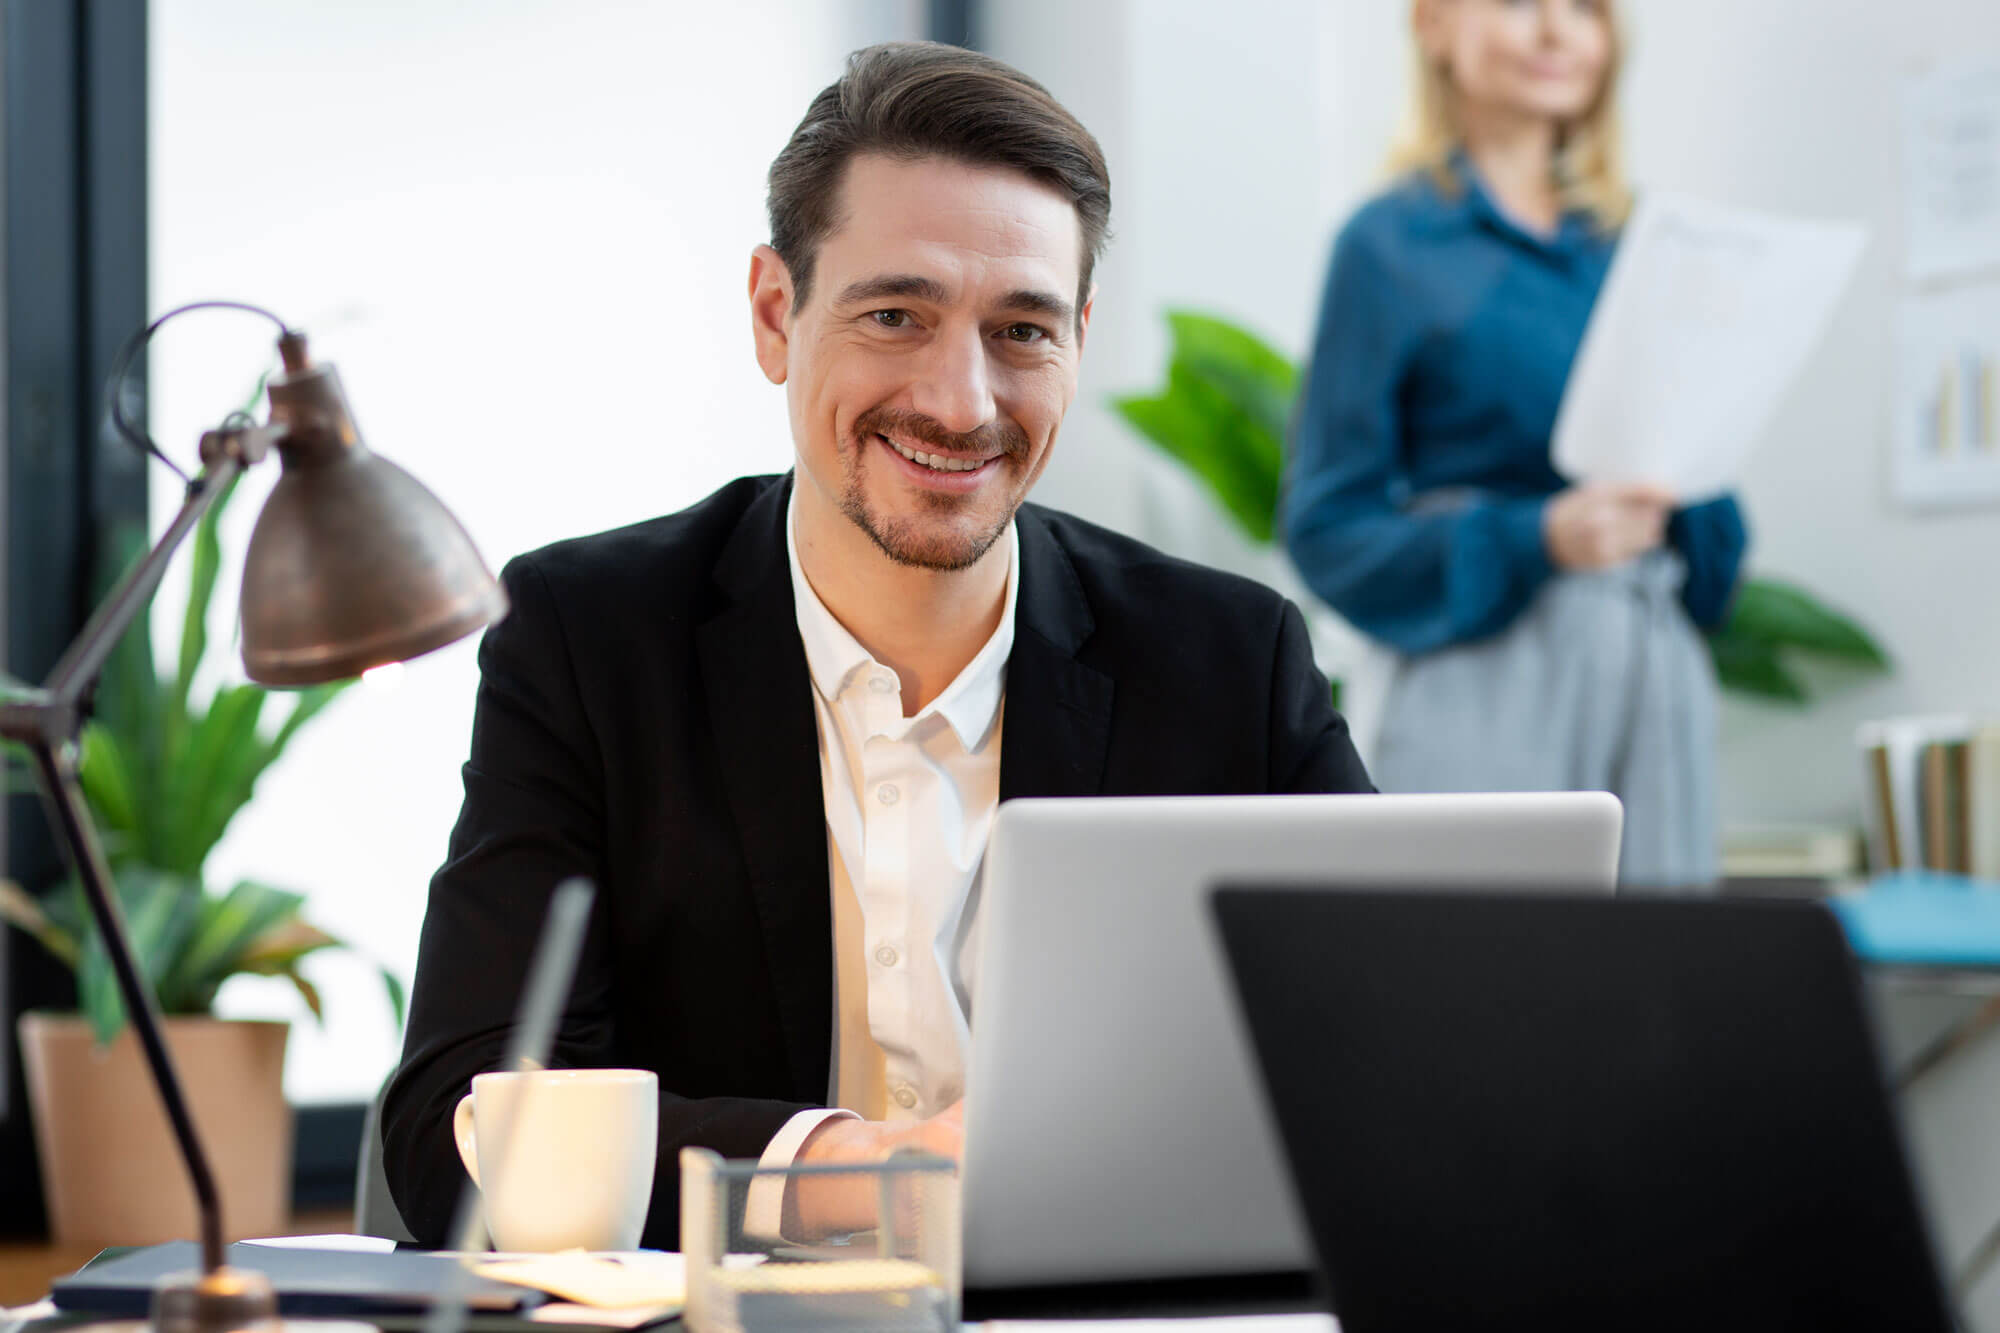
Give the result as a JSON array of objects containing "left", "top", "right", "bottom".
[{"left": 381, "top": 473, "right": 1370, "bottom": 1248}]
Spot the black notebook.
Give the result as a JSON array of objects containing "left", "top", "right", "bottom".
[{"left": 51, "top": 1241, "right": 545, "bottom": 1318}]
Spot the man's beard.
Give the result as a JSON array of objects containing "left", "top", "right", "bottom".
[{"left": 841, "top": 405, "right": 1031, "bottom": 571}]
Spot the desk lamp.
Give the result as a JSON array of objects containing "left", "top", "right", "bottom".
[{"left": 0, "top": 301, "right": 507, "bottom": 1333}]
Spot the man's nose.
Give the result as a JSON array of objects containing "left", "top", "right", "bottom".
[{"left": 910, "top": 327, "right": 996, "bottom": 437}]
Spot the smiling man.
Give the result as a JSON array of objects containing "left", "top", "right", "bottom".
[{"left": 382, "top": 41, "right": 1371, "bottom": 1249}]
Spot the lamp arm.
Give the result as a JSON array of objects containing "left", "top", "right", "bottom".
[
  {"left": 1, "top": 436, "right": 270, "bottom": 1279},
  {"left": 48, "top": 450, "right": 247, "bottom": 711},
  {"left": 28, "top": 740, "right": 227, "bottom": 1273}
]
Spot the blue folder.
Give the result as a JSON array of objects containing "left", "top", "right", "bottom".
[{"left": 1829, "top": 872, "right": 2000, "bottom": 968}]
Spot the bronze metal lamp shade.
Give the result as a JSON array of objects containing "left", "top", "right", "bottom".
[{"left": 240, "top": 333, "right": 507, "bottom": 685}]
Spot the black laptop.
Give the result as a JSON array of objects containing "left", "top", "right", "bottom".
[{"left": 1210, "top": 888, "right": 1959, "bottom": 1333}]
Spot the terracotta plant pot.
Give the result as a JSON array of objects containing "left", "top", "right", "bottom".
[{"left": 18, "top": 1013, "right": 292, "bottom": 1247}]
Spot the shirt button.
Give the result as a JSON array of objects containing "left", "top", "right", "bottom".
[
  {"left": 874, "top": 944, "right": 900, "bottom": 968},
  {"left": 877, "top": 784, "right": 900, "bottom": 806},
  {"left": 892, "top": 1084, "right": 919, "bottom": 1110},
  {"left": 869, "top": 675, "right": 896, "bottom": 695}
]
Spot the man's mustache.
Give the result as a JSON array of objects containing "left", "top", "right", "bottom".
[{"left": 854, "top": 406, "right": 1029, "bottom": 459}]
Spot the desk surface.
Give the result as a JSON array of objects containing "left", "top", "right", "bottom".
[{"left": 0, "top": 1208, "right": 350, "bottom": 1308}]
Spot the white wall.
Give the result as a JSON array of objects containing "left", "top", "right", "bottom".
[
  {"left": 1318, "top": 0, "right": 2000, "bottom": 830},
  {"left": 149, "top": 0, "right": 921, "bottom": 1103}
]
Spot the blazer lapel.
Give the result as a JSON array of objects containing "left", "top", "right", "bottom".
[
  {"left": 695, "top": 477, "right": 832, "bottom": 1101},
  {"left": 1000, "top": 506, "right": 1114, "bottom": 801}
]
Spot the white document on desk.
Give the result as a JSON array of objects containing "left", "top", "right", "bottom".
[{"left": 1551, "top": 193, "right": 1866, "bottom": 503}]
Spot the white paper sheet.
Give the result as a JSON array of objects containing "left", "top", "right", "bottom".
[
  {"left": 1551, "top": 193, "right": 1867, "bottom": 504},
  {"left": 1904, "top": 63, "right": 2000, "bottom": 281},
  {"left": 241, "top": 1233, "right": 400, "bottom": 1252},
  {"left": 474, "top": 1251, "right": 687, "bottom": 1308},
  {"left": 0, "top": 1300, "right": 57, "bottom": 1322}
]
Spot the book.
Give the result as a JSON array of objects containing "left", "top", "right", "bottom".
[
  {"left": 1970, "top": 725, "right": 2000, "bottom": 880},
  {"left": 1919, "top": 739, "right": 1972, "bottom": 873},
  {"left": 1857, "top": 716, "right": 1975, "bottom": 872}
]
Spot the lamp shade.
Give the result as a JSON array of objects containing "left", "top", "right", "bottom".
[{"left": 239, "top": 357, "right": 506, "bottom": 686}]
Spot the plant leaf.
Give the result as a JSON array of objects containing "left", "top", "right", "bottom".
[
  {"left": 174, "top": 472, "right": 242, "bottom": 723},
  {"left": 1113, "top": 310, "right": 1299, "bottom": 546},
  {"left": 39, "top": 878, "right": 88, "bottom": 946},
  {"left": 0, "top": 879, "right": 80, "bottom": 967},
  {"left": 235, "top": 916, "right": 339, "bottom": 974},
  {"left": 77, "top": 724, "right": 140, "bottom": 840},
  {"left": 1115, "top": 362, "right": 1281, "bottom": 544},
  {"left": 74, "top": 868, "right": 204, "bottom": 1043},
  {"left": 380, "top": 964, "right": 408, "bottom": 1030},
  {"left": 180, "top": 683, "right": 349, "bottom": 873},
  {"left": 266, "top": 682, "right": 350, "bottom": 758},
  {"left": 91, "top": 519, "right": 159, "bottom": 711},
  {"left": 158, "top": 879, "right": 307, "bottom": 1010},
  {"left": 281, "top": 966, "right": 326, "bottom": 1025},
  {"left": 1164, "top": 309, "right": 1300, "bottom": 443},
  {"left": 1721, "top": 578, "right": 1891, "bottom": 668},
  {"left": 161, "top": 683, "right": 267, "bottom": 874},
  {"left": 1708, "top": 628, "right": 1809, "bottom": 705}
]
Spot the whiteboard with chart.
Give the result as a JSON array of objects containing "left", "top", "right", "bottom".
[{"left": 1894, "top": 280, "right": 2000, "bottom": 508}]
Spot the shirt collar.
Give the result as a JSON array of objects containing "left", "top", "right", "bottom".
[
  {"left": 1447, "top": 148, "right": 1597, "bottom": 255},
  {"left": 786, "top": 481, "right": 1017, "bottom": 751}
]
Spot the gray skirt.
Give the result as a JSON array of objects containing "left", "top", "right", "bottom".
[{"left": 1370, "top": 546, "right": 1720, "bottom": 891}]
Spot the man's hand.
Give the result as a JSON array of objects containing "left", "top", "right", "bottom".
[
  {"left": 787, "top": 1102, "right": 964, "bottom": 1239},
  {"left": 1543, "top": 482, "right": 1676, "bottom": 572}
]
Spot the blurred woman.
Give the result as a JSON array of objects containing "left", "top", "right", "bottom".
[{"left": 1285, "top": 0, "right": 1746, "bottom": 888}]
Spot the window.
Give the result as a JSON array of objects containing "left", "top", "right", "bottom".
[{"left": 150, "top": 0, "right": 923, "bottom": 1104}]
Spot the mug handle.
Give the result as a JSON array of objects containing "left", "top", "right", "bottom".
[{"left": 453, "top": 1092, "right": 481, "bottom": 1188}]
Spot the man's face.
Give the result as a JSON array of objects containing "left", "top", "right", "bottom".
[{"left": 752, "top": 153, "right": 1090, "bottom": 571}]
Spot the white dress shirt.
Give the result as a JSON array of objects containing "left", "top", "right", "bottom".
[{"left": 747, "top": 490, "right": 1017, "bottom": 1222}]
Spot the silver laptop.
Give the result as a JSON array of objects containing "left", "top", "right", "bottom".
[{"left": 960, "top": 791, "right": 1623, "bottom": 1292}]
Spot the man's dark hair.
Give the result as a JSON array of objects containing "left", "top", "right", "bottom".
[{"left": 767, "top": 41, "right": 1111, "bottom": 325}]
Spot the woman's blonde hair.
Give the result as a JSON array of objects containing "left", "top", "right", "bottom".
[{"left": 1388, "top": 0, "right": 1631, "bottom": 228}]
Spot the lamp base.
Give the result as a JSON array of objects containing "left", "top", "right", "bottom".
[
  {"left": 151, "top": 1267, "right": 279, "bottom": 1333},
  {"left": 94, "top": 1268, "right": 373, "bottom": 1333}
]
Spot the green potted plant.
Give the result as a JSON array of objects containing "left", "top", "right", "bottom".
[
  {"left": 0, "top": 473, "right": 405, "bottom": 1246},
  {"left": 1113, "top": 309, "right": 1891, "bottom": 704}
]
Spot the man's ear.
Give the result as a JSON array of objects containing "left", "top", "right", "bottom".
[
  {"left": 1075, "top": 284, "right": 1096, "bottom": 354},
  {"left": 748, "top": 244, "right": 794, "bottom": 385}
]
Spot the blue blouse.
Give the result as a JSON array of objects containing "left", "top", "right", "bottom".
[{"left": 1283, "top": 165, "right": 1747, "bottom": 657}]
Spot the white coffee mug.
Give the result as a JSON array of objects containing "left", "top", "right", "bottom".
[{"left": 453, "top": 1067, "right": 658, "bottom": 1251}]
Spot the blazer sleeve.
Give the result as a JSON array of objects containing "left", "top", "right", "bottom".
[
  {"left": 381, "top": 554, "right": 816, "bottom": 1249},
  {"left": 1283, "top": 218, "right": 1555, "bottom": 656},
  {"left": 1269, "top": 599, "right": 1375, "bottom": 795},
  {"left": 1666, "top": 493, "right": 1749, "bottom": 629}
]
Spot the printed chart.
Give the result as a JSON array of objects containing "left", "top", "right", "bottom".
[{"left": 1895, "top": 280, "right": 2000, "bottom": 506}]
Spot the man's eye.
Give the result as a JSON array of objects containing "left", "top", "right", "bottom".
[
  {"left": 870, "top": 309, "right": 909, "bottom": 328},
  {"left": 1002, "top": 323, "right": 1048, "bottom": 343}
]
